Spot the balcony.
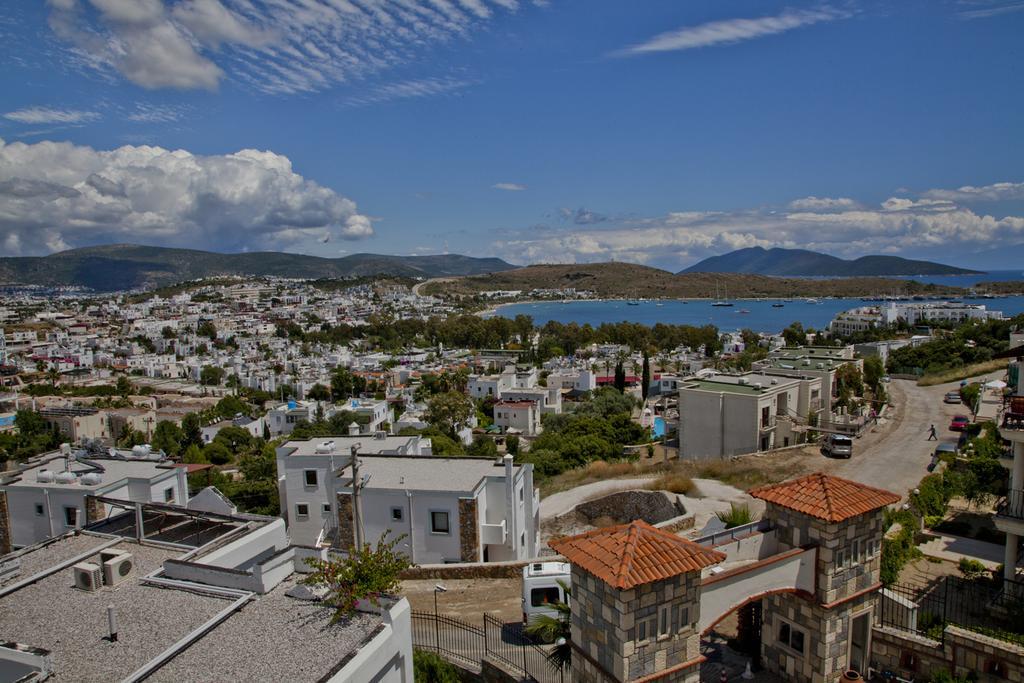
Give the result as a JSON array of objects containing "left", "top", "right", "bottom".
[
  {"left": 480, "top": 520, "right": 506, "bottom": 545},
  {"left": 997, "top": 489, "right": 1024, "bottom": 521}
]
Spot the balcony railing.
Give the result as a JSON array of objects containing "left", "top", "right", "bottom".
[
  {"left": 1002, "top": 396, "right": 1024, "bottom": 431},
  {"left": 997, "top": 489, "right": 1024, "bottom": 521}
]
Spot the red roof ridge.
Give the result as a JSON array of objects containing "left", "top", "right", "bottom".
[{"left": 749, "top": 472, "right": 899, "bottom": 523}]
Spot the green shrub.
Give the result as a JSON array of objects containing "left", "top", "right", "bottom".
[
  {"left": 413, "top": 650, "right": 461, "bottom": 683},
  {"left": 958, "top": 557, "right": 987, "bottom": 580},
  {"left": 716, "top": 503, "right": 754, "bottom": 529}
]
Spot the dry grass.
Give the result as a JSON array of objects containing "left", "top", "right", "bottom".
[
  {"left": 917, "top": 359, "right": 1006, "bottom": 386},
  {"left": 590, "top": 515, "right": 620, "bottom": 529},
  {"left": 647, "top": 473, "right": 694, "bottom": 494}
]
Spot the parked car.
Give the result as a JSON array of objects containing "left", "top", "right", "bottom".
[
  {"left": 949, "top": 415, "right": 970, "bottom": 431},
  {"left": 934, "top": 441, "right": 958, "bottom": 459},
  {"left": 944, "top": 391, "right": 961, "bottom": 404},
  {"left": 522, "top": 561, "right": 570, "bottom": 626},
  {"left": 822, "top": 434, "right": 853, "bottom": 458}
]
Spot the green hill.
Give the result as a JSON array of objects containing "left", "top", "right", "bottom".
[{"left": 681, "top": 247, "right": 980, "bottom": 277}]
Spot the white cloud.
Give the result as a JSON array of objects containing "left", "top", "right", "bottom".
[
  {"left": 342, "top": 77, "right": 475, "bottom": 108},
  {"left": 125, "top": 102, "right": 189, "bottom": 123},
  {"left": 494, "top": 186, "right": 1024, "bottom": 267},
  {"left": 787, "top": 196, "right": 857, "bottom": 211},
  {"left": 615, "top": 6, "right": 847, "bottom": 56},
  {"left": 921, "top": 181, "right": 1024, "bottom": 202},
  {"left": 493, "top": 182, "right": 526, "bottom": 191},
  {"left": 46, "top": 0, "right": 530, "bottom": 95},
  {"left": 958, "top": 1, "right": 1024, "bottom": 19},
  {"left": 3, "top": 107, "right": 101, "bottom": 124},
  {"left": 0, "top": 137, "right": 374, "bottom": 255}
]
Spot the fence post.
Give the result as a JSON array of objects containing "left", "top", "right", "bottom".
[
  {"left": 941, "top": 577, "right": 949, "bottom": 644},
  {"left": 483, "top": 614, "right": 489, "bottom": 658},
  {"left": 435, "top": 613, "right": 440, "bottom": 654},
  {"left": 522, "top": 623, "right": 527, "bottom": 675}
]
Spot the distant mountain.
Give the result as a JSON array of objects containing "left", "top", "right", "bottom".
[
  {"left": 680, "top": 247, "right": 981, "bottom": 277},
  {"left": 0, "top": 244, "right": 515, "bottom": 291}
]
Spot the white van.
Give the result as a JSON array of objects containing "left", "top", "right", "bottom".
[{"left": 521, "top": 561, "right": 571, "bottom": 625}]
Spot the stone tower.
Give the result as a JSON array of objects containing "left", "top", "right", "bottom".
[
  {"left": 550, "top": 520, "right": 726, "bottom": 682},
  {"left": 750, "top": 472, "right": 899, "bottom": 681}
]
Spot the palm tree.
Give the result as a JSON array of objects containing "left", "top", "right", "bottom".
[
  {"left": 46, "top": 367, "right": 60, "bottom": 389},
  {"left": 524, "top": 584, "right": 571, "bottom": 671}
]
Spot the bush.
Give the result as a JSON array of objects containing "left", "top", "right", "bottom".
[
  {"left": 649, "top": 474, "right": 693, "bottom": 495},
  {"left": 958, "top": 557, "right": 987, "bottom": 580},
  {"left": 413, "top": 650, "right": 461, "bottom": 683},
  {"left": 716, "top": 503, "right": 754, "bottom": 529}
]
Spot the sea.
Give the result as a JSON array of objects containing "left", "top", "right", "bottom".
[{"left": 486, "top": 270, "right": 1024, "bottom": 334}]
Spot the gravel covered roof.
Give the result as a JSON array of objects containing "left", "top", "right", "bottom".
[
  {"left": 0, "top": 536, "right": 233, "bottom": 682},
  {"left": 147, "top": 577, "right": 382, "bottom": 683}
]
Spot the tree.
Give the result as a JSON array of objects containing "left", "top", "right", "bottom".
[
  {"left": 151, "top": 420, "right": 184, "bottom": 457},
  {"left": 181, "top": 413, "right": 203, "bottom": 448},
  {"left": 203, "top": 441, "right": 233, "bottom": 465},
  {"left": 641, "top": 351, "right": 651, "bottom": 401},
  {"left": 200, "top": 365, "right": 225, "bottom": 386},
  {"left": 46, "top": 367, "right": 61, "bottom": 389},
  {"left": 196, "top": 320, "right": 217, "bottom": 339},
  {"left": 213, "top": 425, "right": 255, "bottom": 455},
  {"left": 330, "top": 367, "right": 365, "bottom": 400},
  {"left": 413, "top": 651, "right": 461, "bottom": 683},
  {"left": 301, "top": 531, "right": 411, "bottom": 622},
  {"left": 307, "top": 383, "right": 331, "bottom": 401},
  {"left": 425, "top": 391, "right": 473, "bottom": 437},
  {"left": 182, "top": 443, "right": 207, "bottom": 464},
  {"left": 613, "top": 361, "right": 626, "bottom": 394},
  {"left": 467, "top": 436, "right": 498, "bottom": 457},
  {"left": 782, "top": 322, "right": 808, "bottom": 347},
  {"left": 506, "top": 434, "right": 520, "bottom": 455},
  {"left": 116, "top": 375, "right": 133, "bottom": 398}
]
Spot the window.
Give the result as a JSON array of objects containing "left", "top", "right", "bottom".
[
  {"left": 295, "top": 503, "right": 310, "bottom": 519},
  {"left": 835, "top": 548, "right": 846, "bottom": 570},
  {"left": 678, "top": 606, "right": 690, "bottom": 631},
  {"left": 430, "top": 510, "right": 450, "bottom": 534},
  {"left": 658, "top": 605, "right": 670, "bottom": 637},
  {"left": 777, "top": 619, "right": 806, "bottom": 655},
  {"left": 866, "top": 539, "right": 878, "bottom": 558},
  {"left": 519, "top": 486, "right": 524, "bottom": 502},
  {"left": 304, "top": 469, "right": 318, "bottom": 487},
  {"left": 531, "top": 586, "right": 560, "bottom": 607},
  {"left": 985, "top": 659, "right": 1007, "bottom": 678},
  {"left": 391, "top": 507, "right": 404, "bottom": 522},
  {"left": 322, "top": 503, "right": 332, "bottom": 514},
  {"left": 164, "top": 487, "right": 175, "bottom": 503},
  {"left": 63, "top": 506, "right": 79, "bottom": 528},
  {"left": 851, "top": 539, "right": 862, "bottom": 565}
]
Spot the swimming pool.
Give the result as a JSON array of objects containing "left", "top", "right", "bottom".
[{"left": 652, "top": 416, "right": 665, "bottom": 438}]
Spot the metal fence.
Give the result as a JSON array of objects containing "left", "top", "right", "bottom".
[
  {"left": 879, "top": 575, "right": 1024, "bottom": 644},
  {"left": 411, "top": 611, "right": 569, "bottom": 683}
]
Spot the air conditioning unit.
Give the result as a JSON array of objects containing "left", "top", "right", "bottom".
[
  {"left": 103, "top": 553, "right": 134, "bottom": 587},
  {"left": 73, "top": 562, "right": 102, "bottom": 592},
  {"left": 100, "top": 549, "right": 126, "bottom": 565}
]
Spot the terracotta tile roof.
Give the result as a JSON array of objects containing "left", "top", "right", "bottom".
[
  {"left": 548, "top": 520, "right": 725, "bottom": 590},
  {"left": 749, "top": 472, "right": 900, "bottom": 523}
]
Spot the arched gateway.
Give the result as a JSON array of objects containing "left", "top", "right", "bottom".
[{"left": 550, "top": 472, "right": 899, "bottom": 682}]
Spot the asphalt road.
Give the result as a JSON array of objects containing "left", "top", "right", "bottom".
[{"left": 830, "top": 373, "right": 1003, "bottom": 497}]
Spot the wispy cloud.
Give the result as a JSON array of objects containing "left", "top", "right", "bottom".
[
  {"left": 787, "top": 196, "right": 858, "bottom": 210},
  {"left": 957, "top": 1, "right": 1024, "bottom": 19},
  {"left": 493, "top": 182, "right": 527, "bottom": 191},
  {"left": 45, "top": 0, "right": 532, "bottom": 96},
  {"left": 614, "top": 6, "right": 848, "bottom": 56},
  {"left": 342, "top": 77, "right": 475, "bottom": 108},
  {"left": 3, "top": 107, "right": 101, "bottom": 124},
  {"left": 125, "top": 102, "right": 190, "bottom": 123},
  {"left": 921, "top": 181, "right": 1024, "bottom": 202}
]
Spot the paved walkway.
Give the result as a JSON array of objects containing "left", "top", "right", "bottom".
[{"left": 919, "top": 532, "right": 1004, "bottom": 569}]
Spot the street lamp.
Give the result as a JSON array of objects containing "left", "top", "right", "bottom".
[{"left": 433, "top": 584, "right": 447, "bottom": 652}]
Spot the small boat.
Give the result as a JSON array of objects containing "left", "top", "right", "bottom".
[
  {"left": 805, "top": 298, "right": 820, "bottom": 304},
  {"left": 655, "top": 302, "right": 664, "bottom": 307},
  {"left": 626, "top": 301, "right": 640, "bottom": 306},
  {"left": 737, "top": 309, "right": 750, "bottom": 314},
  {"left": 772, "top": 303, "right": 784, "bottom": 308},
  {"left": 711, "top": 281, "right": 733, "bottom": 307}
]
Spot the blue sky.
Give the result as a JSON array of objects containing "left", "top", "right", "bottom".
[{"left": 0, "top": 0, "right": 1022, "bottom": 270}]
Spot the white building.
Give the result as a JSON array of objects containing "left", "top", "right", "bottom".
[
  {"left": 493, "top": 400, "right": 540, "bottom": 436},
  {"left": 679, "top": 372, "right": 822, "bottom": 459},
  {"left": 275, "top": 438, "right": 538, "bottom": 564},
  {"left": 0, "top": 447, "right": 188, "bottom": 552}
]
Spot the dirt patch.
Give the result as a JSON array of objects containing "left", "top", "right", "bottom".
[{"left": 401, "top": 577, "right": 523, "bottom": 622}]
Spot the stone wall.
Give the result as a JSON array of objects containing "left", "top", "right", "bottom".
[
  {"left": 871, "top": 624, "right": 1024, "bottom": 682},
  {"left": 0, "top": 490, "right": 9, "bottom": 555},
  {"left": 570, "top": 566, "right": 701, "bottom": 682},
  {"left": 575, "top": 490, "right": 683, "bottom": 527},
  {"left": 84, "top": 495, "right": 105, "bottom": 525},
  {"left": 335, "top": 492, "right": 354, "bottom": 550},
  {"left": 400, "top": 556, "right": 563, "bottom": 580},
  {"left": 458, "top": 498, "right": 480, "bottom": 563}
]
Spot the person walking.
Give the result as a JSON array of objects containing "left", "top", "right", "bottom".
[{"left": 928, "top": 424, "right": 938, "bottom": 440}]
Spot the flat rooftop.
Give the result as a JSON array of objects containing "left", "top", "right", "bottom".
[
  {"left": 4, "top": 455, "right": 175, "bottom": 490},
  {"left": 683, "top": 373, "right": 800, "bottom": 395},
  {"left": 358, "top": 455, "right": 517, "bottom": 493},
  {"left": 278, "top": 435, "right": 423, "bottom": 457}
]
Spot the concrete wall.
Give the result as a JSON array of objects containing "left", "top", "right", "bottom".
[
  {"left": 330, "top": 598, "right": 414, "bottom": 683},
  {"left": 872, "top": 624, "right": 1024, "bottom": 683}
]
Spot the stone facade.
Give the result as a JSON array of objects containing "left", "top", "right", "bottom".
[
  {"left": 84, "top": 495, "right": 105, "bottom": 525},
  {"left": 0, "top": 490, "right": 9, "bottom": 555},
  {"left": 458, "top": 498, "right": 479, "bottom": 563},
  {"left": 872, "top": 624, "right": 1024, "bottom": 682},
  {"left": 759, "top": 501, "right": 885, "bottom": 682},
  {"left": 335, "top": 492, "right": 354, "bottom": 550},
  {"left": 575, "top": 490, "right": 683, "bottom": 526},
  {"left": 570, "top": 566, "right": 702, "bottom": 682}
]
